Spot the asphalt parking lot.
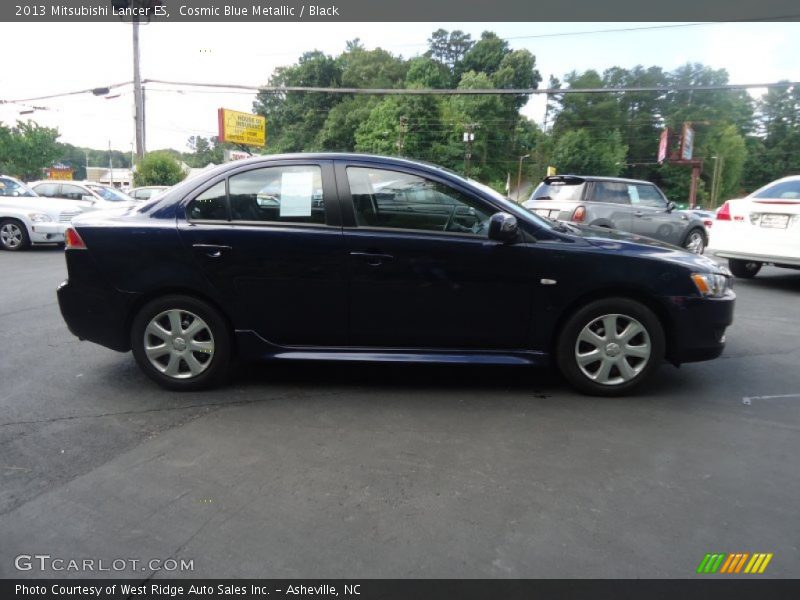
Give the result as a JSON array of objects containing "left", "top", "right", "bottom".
[{"left": 0, "top": 246, "right": 798, "bottom": 579}]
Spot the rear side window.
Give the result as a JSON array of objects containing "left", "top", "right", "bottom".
[
  {"left": 187, "top": 182, "right": 228, "bottom": 220},
  {"left": 530, "top": 181, "right": 585, "bottom": 202},
  {"left": 229, "top": 165, "right": 324, "bottom": 224},
  {"left": 33, "top": 182, "right": 59, "bottom": 197},
  {"left": 186, "top": 165, "right": 326, "bottom": 225},
  {"left": 590, "top": 182, "right": 631, "bottom": 205}
]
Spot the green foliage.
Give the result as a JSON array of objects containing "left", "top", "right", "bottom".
[
  {"left": 551, "top": 129, "right": 627, "bottom": 176},
  {"left": 134, "top": 152, "right": 185, "bottom": 186},
  {"left": 0, "top": 121, "right": 61, "bottom": 180}
]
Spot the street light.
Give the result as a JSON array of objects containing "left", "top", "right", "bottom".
[{"left": 517, "top": 154, "right": 530, "bottom": 202}]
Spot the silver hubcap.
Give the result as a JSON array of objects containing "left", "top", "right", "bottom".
[
  {"left": 144, "top": 309, "right": 215, "bottom": 379},
  {"left": 575, "top": 313, "right": 651, "bottom": 386},
  {"left": 686, "top": 232, "right": 704, "bottom": 253},
  {"left": 1, "top": 223, "right": 23, "bottom": 248}
]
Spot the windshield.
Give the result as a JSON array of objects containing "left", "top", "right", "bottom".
[
  {"left": 87, "top": 185, "right": 131, "bottom": 202},
  {"left": 0, "top": 177, "right": 37, "bottom": 198}
]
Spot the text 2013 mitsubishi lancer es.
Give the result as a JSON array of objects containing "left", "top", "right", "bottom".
[{"left": 57, "top": 154, "right": 735, "bottom": 396}]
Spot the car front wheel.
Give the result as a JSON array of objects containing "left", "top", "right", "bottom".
[
  {"left": 131, "top": 295, "right": 232, "bottom": 391},
  {"left": 0, "top": 219, "right": 30, "bottom": 251},
  {"left": 556, "top": 298, "right": 665, "bottom": 396},
  {"left": 682, "top": 228, "right": 707, "bottom": 254}
]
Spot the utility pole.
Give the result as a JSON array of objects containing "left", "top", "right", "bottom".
[
  {"left": 396, "top": 116, "right": 407, "bottom": 156},
  {"left": 108, "top": 140, "right": 114, "bottom": 187},
  {"left": 517, "top": 154, "right": 530, "bottom": 201},
  {"left": 132, "top": 18, "right": 145, "bottom": 162},
  {"left": 463, "top": 123, "right": 478, "bottom": 178}
]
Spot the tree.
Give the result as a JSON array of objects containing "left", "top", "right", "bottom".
[
  {"left": 134, "top": 152, "right": 185, "bottom": 186},
  {"left": 0, "top": 121, "right": 61, "bottom": 180},
  {"left": 458, "top": 32, "right": 510, "bottom": 80},
  {"left": 551, "top": 129, "right": 627, "bottom": 176}
]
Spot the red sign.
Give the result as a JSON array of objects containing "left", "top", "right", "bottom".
[{"left": 657, "top": 129, "right": 669, "bottom": 164}]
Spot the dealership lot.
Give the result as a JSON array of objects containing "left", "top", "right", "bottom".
[{"left": 0, "top": 247, "right": 798, "bottom": 578}]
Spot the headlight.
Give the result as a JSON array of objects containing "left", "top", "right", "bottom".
[
  {"left": 28, "top": 213, "right": 53, "bottom": 223},
  {"left": 691, "top": 272, "right": 731, "bottom": 298}
]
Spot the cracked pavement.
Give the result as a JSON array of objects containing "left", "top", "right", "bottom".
[{"left": 0, "top": 247, "right": 799, "bottom": 578}]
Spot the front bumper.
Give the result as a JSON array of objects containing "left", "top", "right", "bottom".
[
  {"left": 31, "top": 222, "right": 68, "bottom": 244},
  {"left": 665, "top": 291, "right": 735, "bottom": 364}
]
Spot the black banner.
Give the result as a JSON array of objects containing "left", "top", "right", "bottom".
[
  {"left": 2, "top": 0, "right": 800, "bottom": 22},
  {"left": 4, "top": 580, "right": 800, "bottom": 600}
]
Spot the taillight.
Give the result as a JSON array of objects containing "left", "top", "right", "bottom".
[
  {"left": 572, "top": 206, "right": 586, "bottom": 223},
  {"left": 716, "top": 202, "right": 731, "bottom": 221},
  {"left": 65, "top": 228, "right": 87, "bottom": 249}
]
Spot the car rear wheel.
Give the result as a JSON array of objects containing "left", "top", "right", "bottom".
[
  {"left": 556, "top": 298, "right": 665, "bottom": 396},
  {"left": 0, "top": 219, "right": 30, "bottom": 251},
  {"left": 131, "top": 295, "right": 232, "bottom": 391},
  {"left": 728, "top": 258, "right": 762, "bottom": 279},
  {"left": 682, "top": 228, "right": 707, "bottom": 254}
]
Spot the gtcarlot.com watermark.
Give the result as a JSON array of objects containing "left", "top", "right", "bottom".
[{"left": 14, "top": 554, "right": 194, "bottom": 573}]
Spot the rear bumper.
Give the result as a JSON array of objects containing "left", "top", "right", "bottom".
[
  {"left": 665, "top": 292, "right": 735, "bottom": 365},
  {"left": 57, "top": 251, "right": 136, "bottom": 352},
  {"left": 712, "top": 250, "right": 800, "bottom": 268}
]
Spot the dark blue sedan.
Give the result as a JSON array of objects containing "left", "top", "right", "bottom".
[{"left": 57, "top": 154, "right": 735, "bottom": 396}]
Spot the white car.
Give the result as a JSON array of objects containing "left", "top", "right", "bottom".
[
  {"left": 0, "top": 175, "right": 84, "bottom": 251},
  {"left": 28, "top": 180, "right": 134, "bottom": 211},
  {"left": 709, "top": 175, "right": 800, "bottom": 278}
]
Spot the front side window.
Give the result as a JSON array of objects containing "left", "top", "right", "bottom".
[
  {"left": 87, "top": 185, "right": 130, "bottom": 202},
  {"left": 629, "top": 184, "right": 668, "bottom": 208},
  {"left": 347, "top": 167, "right": 494, "bottom": 236}
]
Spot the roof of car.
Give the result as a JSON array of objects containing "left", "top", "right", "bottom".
[{"left": 543, "top": 174, "right": 658, "bottom": 185}]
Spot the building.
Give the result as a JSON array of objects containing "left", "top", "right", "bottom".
[{"left": 85, "top": 166, "right": 133, "bottom": 189}]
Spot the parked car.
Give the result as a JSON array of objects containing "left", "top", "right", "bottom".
[
  {"left": 0, "top": 175, "right": 82, "bottom": 250},
  {"left": 57, "top": 154, "right": 734, "bottom": 396},
  {"left": 708, "top": 175, "right": 800, "bottom": 278},
  {"left": 129, "top": 186, "right": 169, "bottom": 201},
  {"left": 523, "top": 175, "right": 709, "bottom": 254},
  {"left": 29, "top": 180, "right": 134, "bottom": 211}
]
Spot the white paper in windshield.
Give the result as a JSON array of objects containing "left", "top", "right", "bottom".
[
  {"left": 279, "top": 171, "right": 314, "bottom": 217},
  {"left": 627, "top": 185, "right": 639, "bottom": 203}
]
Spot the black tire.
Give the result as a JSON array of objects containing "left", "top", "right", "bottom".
[
  {"left": 130, "top": 294, "right": 232, "bottom": 391},
  {"left": 682, "top": 227, "right": 707, "bottom": 254},
  {"left": 0, "top": 218, "right": 31, "bottom": 251},
  {"left": 728, "top": 258, "right": 762, "bottom": 279},
  {"left": 556, "top": 297, "right": 665, "bottom": 397}
]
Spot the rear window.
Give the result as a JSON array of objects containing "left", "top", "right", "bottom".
[
  {"left": 529, "top": 180, "right": 585, "bottom": 202},
  {"left": 751, "top": 180, "right": 800, "bottom": 200}
]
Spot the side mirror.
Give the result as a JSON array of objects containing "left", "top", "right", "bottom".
[
  {"left": 488, "top": 212, "right": 519, "bottom": 243},
  {"left": 666, "top": 201, "right": 676, "bottom": 213}
]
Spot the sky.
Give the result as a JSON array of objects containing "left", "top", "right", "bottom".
[{"left": 0, "top": 21, "right": 798, "bottom": 154}]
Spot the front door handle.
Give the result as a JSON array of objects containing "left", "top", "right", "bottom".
[
  {"left": 634, "top": 211, "right": 644, "bottom": 217},
  {"left": 350, "top": 251, "right": 395, "bottom": 266},
  {"left": 192, "top": 243, "right": 232, "bottom": 258}
]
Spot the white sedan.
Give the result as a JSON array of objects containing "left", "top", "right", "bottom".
[
  {"left": 0, "top": 175, "right": 84, "bottom": 251},
  {"left": 709, "top": 175, "right": 800, "bottom": 278}
]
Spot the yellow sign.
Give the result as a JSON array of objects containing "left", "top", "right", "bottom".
[
  {"left": 217, "top": 108, "right": 266, "bottom": 147},
  {"left": 546, "top": 166, "right": 557, "bottom": 176},
  {"left": 45, "top": 167, "right": 74, "bottom": 181}
]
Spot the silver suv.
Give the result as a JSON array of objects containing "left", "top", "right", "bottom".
[{"left": 523, "top": 175, "right": 708, "bottom": 253}]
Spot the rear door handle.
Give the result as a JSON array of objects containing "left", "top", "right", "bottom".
[
  {"left": 350, "top": 251, "right": 395, "bottom": 266},
  {"left": 634, "top": 211, "right": 644, "bottom": 217},
  {"left": 192, "top": 243, "right": 232, "bottom": 258}
]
